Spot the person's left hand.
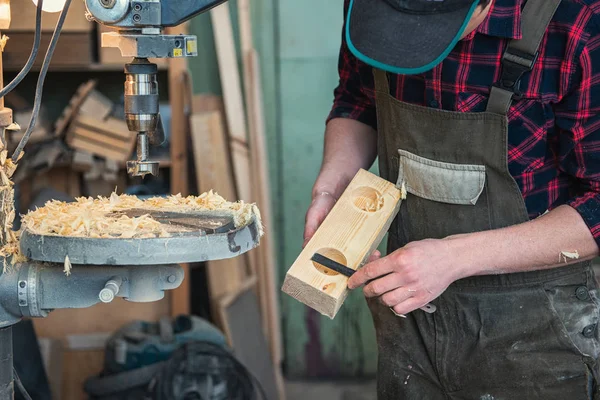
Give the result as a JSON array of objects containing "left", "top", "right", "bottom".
[{"left": 347, "top": 238, "right": 464, "bottom": 316}]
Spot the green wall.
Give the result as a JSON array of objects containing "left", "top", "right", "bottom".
[{"left": 188, "top": 0, "right": 378, "bottom": 379}]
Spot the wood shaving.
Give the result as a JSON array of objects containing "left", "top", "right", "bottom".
[
  {"left": 64, "top": 255, "right": 72, "bottom": 276},
  {"left": 0, "top": 35, "right": 8, "bottom": 52},
  {"left": 0, "top": 142, "right": 23, "bottom": 272},
  {"left": 20, "top": 190, "right": 262, "bottom": 240},
  {"left": 560, "top": 250, "right": 580, "bottom": 263},
  {"left": 400, "top": 182, "right": 407, "bottom": 200}
]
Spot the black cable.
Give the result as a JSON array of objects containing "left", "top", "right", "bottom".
[
  {"left": 0, "top": 0, "right": 44, "bottom": 99},
  {"left": 155, "top": 341, "right": 268, "bottom": 400},
  {"left": 13, "top": 367, "right": 32, "bottom": 400},
  {"left": 11, "top": 0, "right": 73, "bottom": 163}
]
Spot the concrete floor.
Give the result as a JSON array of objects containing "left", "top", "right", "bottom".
[{"left": 285, "top": 380, "right": 377, "bottom": 400}]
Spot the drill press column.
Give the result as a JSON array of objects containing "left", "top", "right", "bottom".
[{"left": 124, "top": 58, "right": 165, "bottom": 177}]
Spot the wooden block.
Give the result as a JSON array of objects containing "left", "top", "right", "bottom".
[
  {"left": 78, "top": 90, "right": 113, "bottom": 120},
  {"left": 97, "top": 24, "right": 167, "bottom": 68},
  {"left": 72, "top": 151, "right": 94, "bottom": 173},
  {"left": 282, "top": 169, "right": 402, "bottom": 318}
]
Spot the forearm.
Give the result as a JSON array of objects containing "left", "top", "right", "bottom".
[
  {"left": 451, "top": 205, "right": 600, "bottom": 278},
  {"left": 313, "top": 117, "right": 378, "bottom": 199}
]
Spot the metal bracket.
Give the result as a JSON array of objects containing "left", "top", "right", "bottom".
[{"left": 101, "top": 32, "right": 197, "bottom": 58}]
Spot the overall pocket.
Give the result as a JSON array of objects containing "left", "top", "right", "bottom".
[{"left": 395, "top": 149, "right": 492, "bottom": 242}]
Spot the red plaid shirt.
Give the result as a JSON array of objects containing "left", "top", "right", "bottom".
[{"left": 328, "top": 0, "right": 600, "bottom": 246}]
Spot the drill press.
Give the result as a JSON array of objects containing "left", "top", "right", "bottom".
[
  {"left": 84, "top": 0, "right": 227, "bottom": 177},
  {"left": 0, "top": 1, "right": 256, "bottom": 398}
]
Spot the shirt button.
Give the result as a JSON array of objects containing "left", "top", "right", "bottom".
[
  {"left": 576, "top": 286, "right": 590, "bottom": 301},
  {"left": 429, "top": 100, "right": 439, "bottom": 108},
  {"left": 583, "top": 324, "right": 597, "bottom": 338}
]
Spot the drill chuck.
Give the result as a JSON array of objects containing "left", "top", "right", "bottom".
[
  {"left": 124, "top": 59, "right": 159, "bottom": 134},
  {"left": 124, "top": 58, "right": 164, "bottom": 177}
]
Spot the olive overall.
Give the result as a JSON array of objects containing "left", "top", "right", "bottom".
[{"left": 368, "top": 0, "right": 600, "bottom": 398}]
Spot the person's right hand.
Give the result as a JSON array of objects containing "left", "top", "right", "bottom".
[{"left": 303, "top": 192, "right": 337, "bottom": 248}]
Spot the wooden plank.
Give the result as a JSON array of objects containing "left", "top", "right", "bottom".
[
  {"left": 61, "top": 350, "right": 104, "bottom": 400},
  {"left": 210, "top": 4, "right": 248, "bottom": 144},
  {"left": 210, "top": 3, "right": 253, "bottom": 205},
  {"left": 190, "top": 111, "right": 246, "bottom": 300},
  {"left": 70, "top": 127, "right": 132, "bottom": 151},
  {"left": 282, "top": 169, "right": 402, "bottom": 318},
  {"left": 68, "top": 137, "right": 129, "bottom": 162},
  {"left": 166, "top": 24, "right": 191, "bottom": 317},
  {"left": 236, "top": 0, "right": 284, "bottom": 381},
  {"left": 75, "top": 115, "right": 131, "bottom": 140},
  {"left": 218, "top": 277, "right": 280, "bottom": 400}
]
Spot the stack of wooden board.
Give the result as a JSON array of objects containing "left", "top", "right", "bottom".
[
  {"left": 58, "top": 80, "right": 135, "bottom": 163},
  {"left": 66, "top": 115, "right": 134, "bottom": 162}
]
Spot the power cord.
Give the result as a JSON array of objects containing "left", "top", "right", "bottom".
[
  {"left": 11, "top": 0, "right": 73, "bottom": 162},
  {"left": 0, "top": 0, "right": 44, "bottom": 99}
]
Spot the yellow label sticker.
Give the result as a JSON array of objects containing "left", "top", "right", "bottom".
[
  {"left": 186, "top": 39, "right": 197, "bottom": 55},
  {"left": 173, "top": 48, "right": 183, "bottom": 57}
]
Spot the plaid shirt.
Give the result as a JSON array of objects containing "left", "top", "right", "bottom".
[{"left": 328, "top": 0, "right": 600, "bottom": 247}]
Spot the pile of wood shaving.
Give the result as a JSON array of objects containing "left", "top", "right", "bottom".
[
  {"left": 21, "top": 190, "right": 263, "bottom": 240},
  {"left": 0, "top": 146, "right": 26, "bottom": 271}
]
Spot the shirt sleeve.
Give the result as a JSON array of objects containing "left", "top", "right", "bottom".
[
  {"left": 326, "top": 0, "right": 377, "bottom": 129},
  {"left": 555, "top": 32, "right": 600, "bottom": 247}
]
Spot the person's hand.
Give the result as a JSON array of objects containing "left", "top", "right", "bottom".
[
  {"left": 347, "top": 238, "right": 464, "bottom": 316},
  {"left": 303, "top": 192, "right": 337, "bottom": 248}
]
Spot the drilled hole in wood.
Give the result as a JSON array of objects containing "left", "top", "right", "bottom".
[
  {"left": 312, "top": 248, "right": 347, "bottom": 277},
  {"left": 352, "top": 187, "right": 384, "bottom": 212}
]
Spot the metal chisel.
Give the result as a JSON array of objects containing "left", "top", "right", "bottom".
[{"left": 311, "top": 252, "right": 437, "bottom": 314}]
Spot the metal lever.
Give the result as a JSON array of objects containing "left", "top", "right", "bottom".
[
  {"left": 311, "top": 252, "right": 437, "bottom": 314},
  {"left": 99, "top": 276, "right": 123, "bottom": 303}
]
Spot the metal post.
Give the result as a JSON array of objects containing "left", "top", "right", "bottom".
[{"left": 0, "top": 327, "right": 13, "bottom": 400}]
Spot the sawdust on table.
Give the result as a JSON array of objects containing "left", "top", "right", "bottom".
[
  {"left": 0, "top": 185, "right": 262, "bottom": 272},
  {"left": 21, "top": 190, "right": 263, "bottom": 239}
]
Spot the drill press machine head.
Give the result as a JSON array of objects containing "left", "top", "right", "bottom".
[{"left": 83, "top": 0, "right": 228, "bottom": 177}]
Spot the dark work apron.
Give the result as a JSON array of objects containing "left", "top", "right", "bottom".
[{"left": 367, "top": 0, "right": 600, "bottom": 398}]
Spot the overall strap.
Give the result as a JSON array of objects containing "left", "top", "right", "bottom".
[
  {"left": 486, "top": 0, "right": 562, "bottom": 115},
  {"left": 373, "top": 68, "right": 391, "bottom": 93}
]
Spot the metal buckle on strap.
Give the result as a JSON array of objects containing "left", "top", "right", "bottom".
[{"left": 493, "top": 49, "right": 538, "bottom": 101}]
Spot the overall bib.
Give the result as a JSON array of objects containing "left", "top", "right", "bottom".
[{"left": 368, "top": 0, "right": 600, "bottom": 398}]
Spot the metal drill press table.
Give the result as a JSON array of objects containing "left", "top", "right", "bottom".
[{"left": 0, "top": 210, "right": 261, "bottom": 400}]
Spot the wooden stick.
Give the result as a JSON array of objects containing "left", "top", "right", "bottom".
[
  {"left": 167, "top": 24, "right": 192, "bottom": 317},
  {"left": 236, "top": 2, "right": 285, "bottom": 397},
  {"left": 190, "top": 110, "right": 246, "bottom": 301}
]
